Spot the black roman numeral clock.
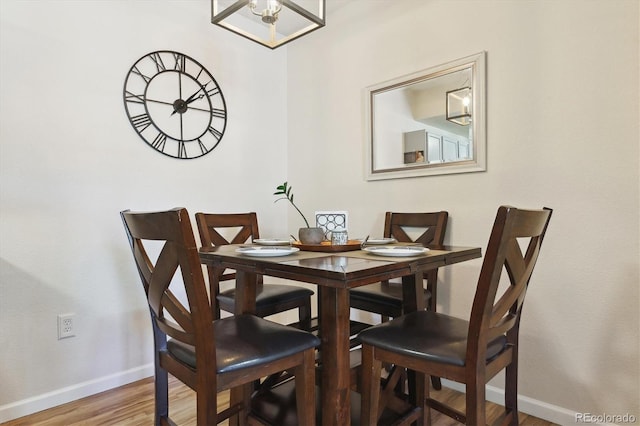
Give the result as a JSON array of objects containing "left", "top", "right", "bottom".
[{"left": 123, "top": 50, "right": 227, "bottom": 159}]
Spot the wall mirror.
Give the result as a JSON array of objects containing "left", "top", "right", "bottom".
[{"left": 364, "top": 52, "right": 486, "bottom": 180}]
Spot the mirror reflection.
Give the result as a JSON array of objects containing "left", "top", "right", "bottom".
[{"left": 365, "top": 52, "right": 486, "bottom": 180}]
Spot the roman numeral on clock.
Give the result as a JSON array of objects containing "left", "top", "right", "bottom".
[
  {"left": 131, "top": 114, "right": 152, "bottom": 131},
  {"left": 150, "top": 52, "right": 166, "bottom": 72},
  {"left": 173, "top": 53, "right": 186, "bottom": 72},
  {"left": 208, "top": 126, "right": 222, "bottom": 140},
  {"left": 177, "top": 141, "right": 187, "bottom": 158},
  {"left": 151, "top": 133, "right": 166, "bottom": 151},
  {"left": 131, "top": 66, "right": 151, "bottom": 83},
  {"left": 211, "top": 108, "right": 226, "bottom": 119},
  {"left": 124, "top": 91, "right": 145, "bottom": 104}
]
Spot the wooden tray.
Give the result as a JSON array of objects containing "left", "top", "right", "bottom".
[{"left": 292, "top": 240, "right": 362, "bottom": 252}]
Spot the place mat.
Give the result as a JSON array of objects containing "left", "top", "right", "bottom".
[{"left": 292, "top": 240, "right": 362, "bottom": 252}]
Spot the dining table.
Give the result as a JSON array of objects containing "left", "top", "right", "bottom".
[{"left": 199, "top": 241, "right": 481, "bottom": 425}]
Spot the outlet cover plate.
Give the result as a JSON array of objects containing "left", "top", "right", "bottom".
[{"left": 58, "top": 313, "right": 75, "bottom": 339}]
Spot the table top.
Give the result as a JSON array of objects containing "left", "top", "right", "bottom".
[{"left": 199, "top": 244, "right": 481, "bottom": 289}]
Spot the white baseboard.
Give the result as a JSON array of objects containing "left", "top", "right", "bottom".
[
  {"left": 442, "top": 380, "right": 581, "bottom": 425},
  {"left": 0, "top": 367, "right": 609, "bottom": 425},
  {"left": 0, "top": 364, "right": 154, "bottom": 423}
]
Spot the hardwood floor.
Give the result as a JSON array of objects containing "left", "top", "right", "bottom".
[{"left": 2, "top": 376, "right": 558, "bottom": 425}]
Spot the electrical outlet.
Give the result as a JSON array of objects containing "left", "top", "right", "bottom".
[{"left": 58, "top": 313, "right": 75, "bottom": 339}]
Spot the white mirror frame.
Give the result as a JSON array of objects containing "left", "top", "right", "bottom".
[{"left": 364, "top": 52, "right": 486, "bottom": 181}]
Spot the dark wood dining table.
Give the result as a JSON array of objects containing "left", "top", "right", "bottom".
[{"left": 199, "top": 243, "right": 481, "bottom": 425}]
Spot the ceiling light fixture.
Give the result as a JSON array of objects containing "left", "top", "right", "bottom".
[
  {"left": 211, "top": 0, "right": 325, "bottom": 49},
  {"left": 446, "top": 86, "right": 472, "bottom": 126}
]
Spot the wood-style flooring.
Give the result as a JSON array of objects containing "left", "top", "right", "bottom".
[{"left": 2, "top": 376, "right": 558, "bottom": 425}]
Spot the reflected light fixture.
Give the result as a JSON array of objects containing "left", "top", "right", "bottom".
[
  {"left": 446, "top": 86, "right": 472, "bottom": 126},
  {"left": 211, "top": 0, "right": 325, "bottom": 49}
]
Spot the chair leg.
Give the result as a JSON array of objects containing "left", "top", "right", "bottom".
[
  {"left": 424, "top": 371, "right": 432, "bottom": 426},
  {"left": 361, "top": 344, "right": 382, "bottom": 426},
  {"left": 294, "top": 349, "right": 317, "bottom": 426},
  {"left": 196, "top": 379, "right": 219, "bottom": 426},
  {"left": 465, "top": 378, "right": 486, "bottom": 426},
  {"left": 430, "top": 375, "right": 442, "bottom": 391},
  {"left": 427, "top": 272, "right": 438, "bottom": 313},
  {"left": 505, "top": 350, "right": 520, "bottom": 425},
  {"left": 299, "top": 298, "right": 312, "bottom": 331},
  {"left": 231, "top": 384, "right": 252, "bottom": 426},
  {"left": 151, "top": 317, "right": 169, "bottom": 426},
  {"left": 229, "top": 386, "right": 244, "bottom": 426},
  {"left": 425, "top": 275, "right": 442, "bottom": 391},
  {"left": 417, "top": 371, "right": 428, "bottom": 426},
  {"left": 154, "top": 362, "right": 169, "bottom": 426}
]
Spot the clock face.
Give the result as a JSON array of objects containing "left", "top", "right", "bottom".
[{"left": 123, "top": 50, "right": 227, "bottom": 159}]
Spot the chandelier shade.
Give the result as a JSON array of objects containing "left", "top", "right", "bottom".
[
  {"left": 211, "top": 0, "right": 325, "bottom": 49},
  {"left": 446, "top": 86, "right": 472, "bottom": 126}
]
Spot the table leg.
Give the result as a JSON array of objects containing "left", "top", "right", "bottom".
[
  {"left": 401, "top": 271, "right": 425, "bottom": 312},
  {"left": 234, "top": 270, "right": 257, "bottom": 314},
  {"left": 229, "top": 270, "right": 258, "bottom": 426},
  {"left": 402, "top": 272, "right": 427, "bottom": 407},
  {"left": 319, "top": 286, "right": 351, "bottom": 425}
]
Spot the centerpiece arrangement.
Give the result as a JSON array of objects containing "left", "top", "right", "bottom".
[{"left": 274, "top": 182, "right": 324, "bottom": 244}]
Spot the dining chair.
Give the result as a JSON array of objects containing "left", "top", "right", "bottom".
[
  {"left": 350, "top": 211, "right": 448, "bottom": 323},
  {"left": 121, "top": 208, "right": 319, "bottom": 426},
  {"left": 359, "top": 206, "right": 552, "bottom": 426},
  {"left": 195, "top": 212, "right": 314, "bottom": 330},
  {"left": 350, "top": 212, "right": 448, "bottom": 391}
]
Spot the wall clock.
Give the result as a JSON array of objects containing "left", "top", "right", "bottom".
[{"left": 123, "top": 50, "right": 227, "bottom": 159}]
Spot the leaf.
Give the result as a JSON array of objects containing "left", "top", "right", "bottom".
[{"left": 272, "top": 180, "right": 310, "bottom": 227}]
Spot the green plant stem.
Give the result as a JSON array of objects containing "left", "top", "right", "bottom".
[
  {"left": 291, "top": 201, "right": 310, "bottom": 228},
  {"left": 274, "top": 182, "right": 312, "bottom": 228},
  {"left": 275, "top": 196, "right": 310, "bottom": 227}
]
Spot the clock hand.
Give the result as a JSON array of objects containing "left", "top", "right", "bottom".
[
  {"left": 171, "top": 82, "right": 210, "bottom": 116},
  {"left": 183, "top": 82, "right": 209, "bottom": 104},
  {"left": 185, "top": 93, "right": 205, "bottom": 105},
  {"left": 145, "top": 98, "right": 175, "bottom": 107}
]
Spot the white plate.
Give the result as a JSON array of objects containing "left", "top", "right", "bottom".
[
  {"left": 236, "top": 247, "right": 300, "bottom": 257},
  {"left": 253, "top": 238, "right": 291, "bottom": 246},
  {"left": 363, "top": 246, "right": 428, "bottom": 257},
  {"left": 363, "top": 237, "right": 397, "bottom": 245}
]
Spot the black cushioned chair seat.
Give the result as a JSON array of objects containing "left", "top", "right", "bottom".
[
  {"left": 167, "top": 314, "right": 320, "bottom": 374},
  {"left": 218, "top": 284, "right": 313, "bottom": 312},
  {"left": 358, "top": 311, "right": 507, "bottom": 367},
  {"left": 350, "top": 282, "right": 430, "bottom": 312}
]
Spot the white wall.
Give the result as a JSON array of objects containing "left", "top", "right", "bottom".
[
  {"left": 286, "top": 0, "right": 639, "bottom": 424},
  {"left": 0, "top": 0, "right": 292, "bottom": 421},
  {"left": 1, "top": 0, "right": 638, "bottom": 424}
]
